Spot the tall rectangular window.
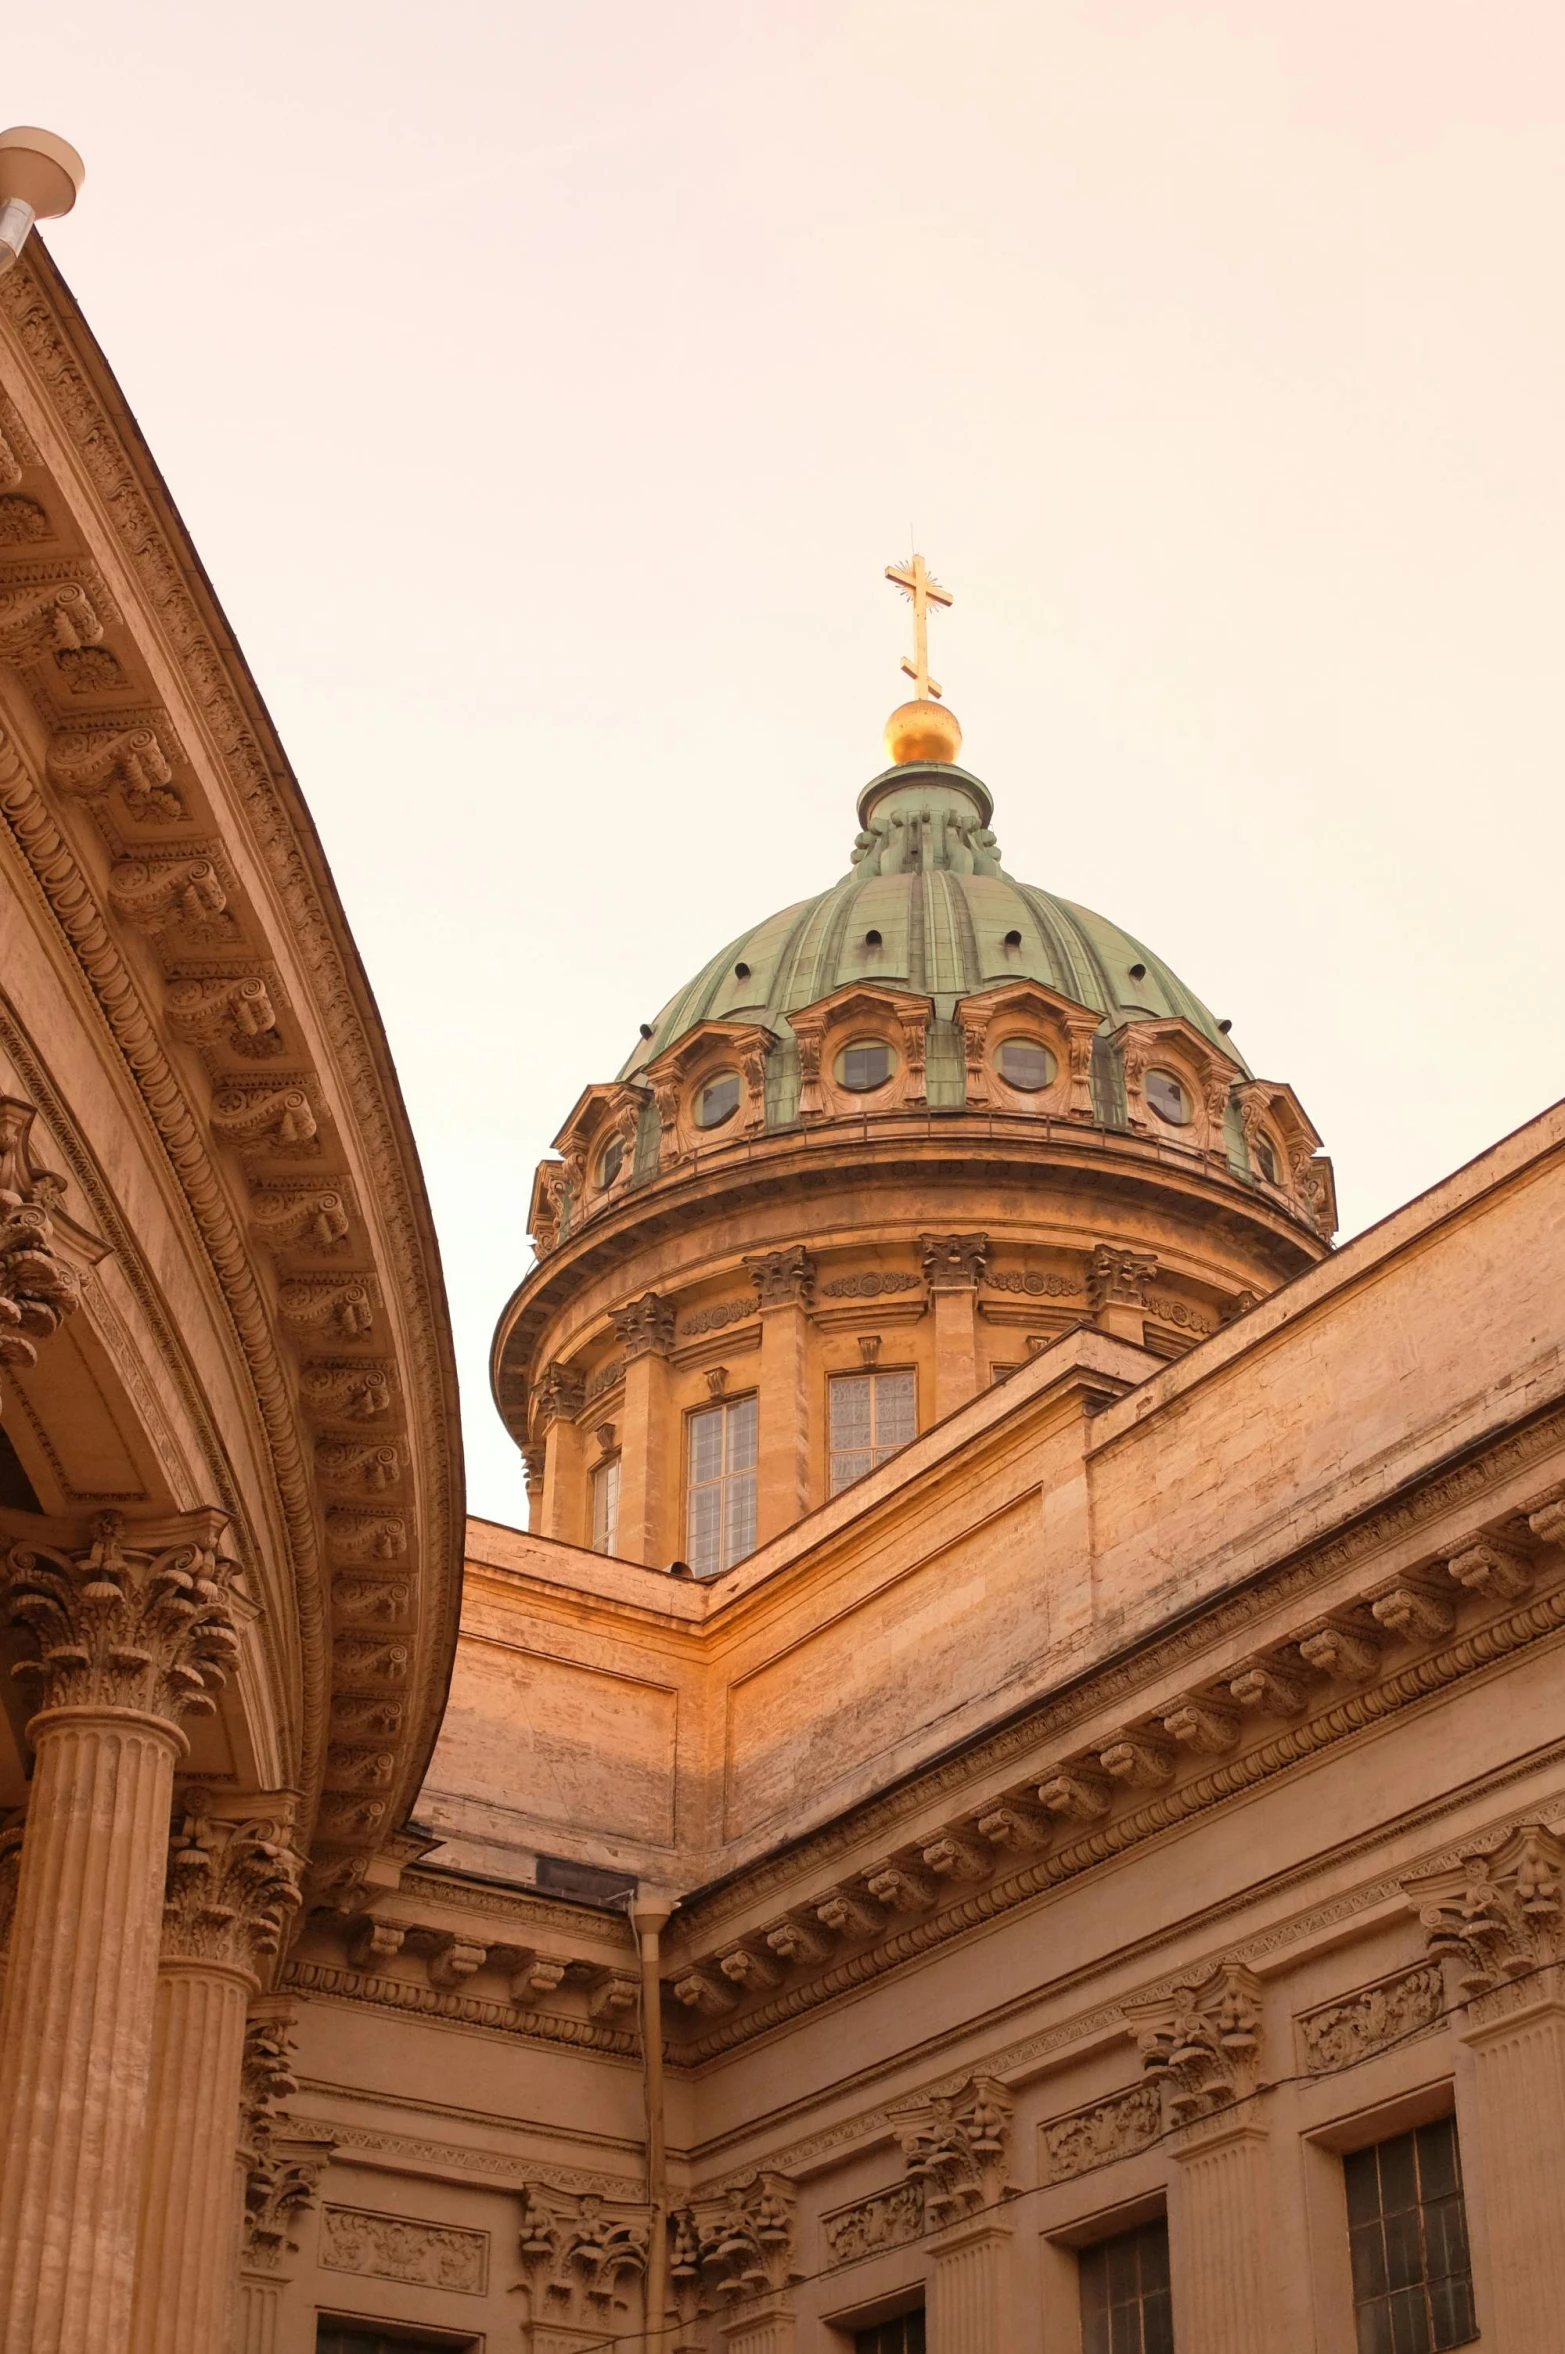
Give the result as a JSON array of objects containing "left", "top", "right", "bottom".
[
  {"left": 1079, "top": 2217, "right": 1174, "bottom": 2354},
  {"left": 590, "top": 1454, "right": 620, "bottom": 1555},
  {"left": 686, "top": 1393, "right": 757, "bottom": 1575},
  {"left": 1344, "top": 2116, "right": 1476, "bottom": 2353},
  {"left": 853, "top": 2315, "right": 925, "bottom": 2354},
  {"left": 829, "top": 1369, "right": 916, "bottom": 1494},
  {"left": 318, "top": 2329, "right": 478, "bottom": 2354}
]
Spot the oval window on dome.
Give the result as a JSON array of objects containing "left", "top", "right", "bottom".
[
  {"left": 695, "top": 1072, "right": 742, "bottom": 1129},
  {"left": 837, "top": 1039, "right": 894, "bottom": 1093},
  {"left": 596, "top": 1136, "right": 624, "bottom": 1189},
  {"left": 1145, "top": 1067, "right": 1192, "bottom": 1126},
  {"left": 1254, "top": 1133, "right": 1279, "bottom": 1184},
  {"left": 995, "top": 1037, "right": 1056, "bottom": 1093}
]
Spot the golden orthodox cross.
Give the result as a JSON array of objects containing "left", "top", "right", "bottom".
[{"left": 885, "top": 552, "right": 954, "bottom": 701}]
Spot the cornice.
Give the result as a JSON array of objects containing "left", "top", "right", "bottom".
[{"left": 0, "top": 240, "right": 463, "bottom": 1890}]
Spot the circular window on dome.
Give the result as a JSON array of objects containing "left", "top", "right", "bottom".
[
  {"left": 837, "top": 1039, "right": 894, "bottom": 1093},
  {"left": 695, "top": 1072, "right": 742, "bottom": 1129},
  {"left": 1254, "top": 1133, "right": 1279, "bottom": 1184},
  {"left": 1145, "top": 1067, "right": 1192, "bottom": 1126},
  {"left": 596, "top": 1136, "right": 624, "bottom": 1189},
  {"left": 995, "top": 1037, "right": 1057, "bottom": 1093}
]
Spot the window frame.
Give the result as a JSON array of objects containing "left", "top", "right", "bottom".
[
  {"left": 315, "top": 2319, "right": 484, "bottom": 2354},
  {"left": 834, "top": 1036, "right": 898, "bottom": 1095},
  {"left": 590, "top": 1451, "right": 621, "bottom": 1556},
  {"left": 1341, "top": 2113, "right": 1477, "bottom": 2354},
  {"left": 827, "top": 1366, "right": 918, "bottom": 1496},
  {"left": 684, "top": 1389, "right": 759, "bottom": 1575},
  {"left": 993, "top": 1032, "right": 1058, "bottom": 1094},
  {"left": 1075, "top": 2212, "right": 1175, "bottom": 2354}
]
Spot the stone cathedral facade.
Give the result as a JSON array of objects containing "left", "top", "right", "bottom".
[{"left": 0, "top": 207, "right": 1562, "bottom": 2354}]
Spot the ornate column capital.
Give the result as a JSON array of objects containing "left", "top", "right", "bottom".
[
  {"left": 613, "top": 1292, "right": 676, "bottom": 1358},
  {"left": 743, "top": 1247, "right": 815, "bottom": 1310},
  {"left": 888, "top": 2075, "right": 1012, "bottom": 2226},
  {"left": 0, "top": 1094, "right": 83, "bottom": 1385},
  {"left": 517, "top": 2182, "right": 650, "bottom": 2337},
  {"left": 532, "top": 1361, "right": 586, "bottom": 1428},
  {"left": 1405, "top": 1821, "right": 1565, "bottom": 2013},
  {"left": 239, "top": 2002, "right": 336, "bottom": 2276},
  {"left": 918, "top": 1233, "right": 990, "bottom": 1289},
  {"left": 1123, "top": 1961, "right": 1263, "bottom": 2131},
  {"left": 162, "top": 1793, "right": 303, "bottom": 1980},
  {"left": 3, "top": 1508, "right": 241, "bottom": 1731},
  {"left": 1089, "top": 1243, "right": 1158, "bottom": 1313},
  {"left": 668, "top": 2171, "right": 798, "bottom": 2330}
]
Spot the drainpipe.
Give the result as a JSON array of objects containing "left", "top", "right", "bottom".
[{"left": 634, "top": 1894, "right": 674, "bottom": 2354}]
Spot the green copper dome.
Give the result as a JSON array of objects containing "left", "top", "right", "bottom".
[{"left": 619, "top": 762, "right": 1239, "bottom": 1084}]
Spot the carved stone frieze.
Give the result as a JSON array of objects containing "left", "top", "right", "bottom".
[
  {"left": 0, "top": 1095, "right": 82, "bottom": 1381},
  {"left": 0, "top": 574, "right": 104, "bottom": 661},
  {"left": 1039, "top": 2080, "right": 1161, "bottom": 2183},
  {"left": 299, "top": 1359, "right": 396, "bottom": 1423},
  {"left": 325, "top": 1506, "right": 407, "bottom": 1561},
  {"left": 1124, "top": 1962, "right": 1263, "bottom": 2129},
  {"left": 888, "top": 2075, "right": 1011, "bottom": 2227},
  {"left": 822, "top": 2180, "right": 924, "bottom": 2269},
  {"left": 1099, "top": 1732, "right": 1174, "bottom": 1787},
  {"left": 1296, "top": 1962, "right": 1444, "bottom": 2074},
  {"left": 321, "top": 2204, "right": 488, "bottom": 2293},
  {"left": 3, "top": 1508, "right": 240, "bottom": 1723},
  {"left": 315, "top": 1438, "right": 404, "bottom": 1495},
  {"left": 107, "top": 853, "right": 227, "bottom": 934},
  {"left": 275, "top": 1275, "right": 375, "bottom": 1338},
  {"left": 209, "top": 1081, "right": 319, "bottom": 1157},
  {"left": 248, "top": 1184, "right": 351, "bottom": 1253}
]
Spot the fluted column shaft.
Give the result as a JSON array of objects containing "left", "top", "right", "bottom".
[
  {"left": 0, "top": 1705, "right": 183, "bottom": 2354},
  {"left": 1169, "top": 2122, "right": 1270, "bottom": 2352},
  {"left": 928, "top": 2218, "right": 1011, "bottom": 2353},
  {"left": 129, "top": 1958, "right": 254, "bottom": 2354},
  {"left": 1460, "top": 1993, "right": 1565, "bottom": 2349}
]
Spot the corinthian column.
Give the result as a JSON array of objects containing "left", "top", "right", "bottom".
[
  {"left": 0, "top": 1508, "right": 240, "bottom": 2354},
  {"left": 128, "top": 1798, "right": 302, "bottom": 2354}
]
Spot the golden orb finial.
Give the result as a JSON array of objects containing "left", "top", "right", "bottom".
[
  {"left": 884, "top": 697, "right": 964, "bottom": 766},
  {"left": 884, "top": 552, "right": 961, "bottom": 765}
]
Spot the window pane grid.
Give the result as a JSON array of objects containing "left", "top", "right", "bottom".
[
  {"left": 687, "top": 1396, "right": 758, "bottom": 1575},
  {"left": 1079, "top": 2219, "right": 1174, "bottom": 2354},
  {"left": 1344, "top": 2119, "right": 1477, "bottom": 2354},
  {"left": 830, "top": 1370, "right": 916, "bottom": 1495},
  {"left": 853, "top": 2316, "right": 925, "bottom": 2354}
]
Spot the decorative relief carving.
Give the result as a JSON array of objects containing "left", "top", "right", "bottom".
[
  {"left": 1146, "top": 1294, "right": 1216, "bottom": 1337},
  {"left": 613, "top": 1293, "right": 676, "bottom": 1359},
  {"left": 1448, "top": 1538, "right": 1533, "bottom": 1600},
  {"left": 986, "top": 1267, "right": 1078, "bottom": 1297},
  {"left": 1297, "top": 1619, "right": 1381, "bottom": 1680},
  {"left": 1407, "top": 1822, "right": 1565, "bottom": 2002},
  {"left": 321, "top": 2204, "right": 488, "bottom": 2294},
  {"left": 240, "top": 2005, "right": 336, "bottom": 2274},
  {"left": 325, "top": 1507, "right": 407, "bottom": 1560},
  {"left": 0, "top": 1096, "right": 81, "bottom": 1380},
  {"left": 534, "top": 1363, "right": 586, "bottom": 1425},
  {"left": 1089, "top": 1245, "right": 1157, "bottom": 1312},
  {"left": 163, "top": 1793, "right": 302, "bottom": 1972},
  {"left": 276, "top": 1276, "right": 375, "bottom": 1339},
  {"left": 1162, "top": 1698, "right": 1239, "bottom": 1754},
  {"left": 248, "top": 1185, "right": 351, "bottom": 1252},
  {"left": 669, "top": 2172, "right": 797, "bottom": 2320},
  {"left": 46, "top": 721, "right": 183, "bottom": 821},
  {"left": 0, "top": 575, "right": 103, "bottom": 660},
  {"left": 1099, "top": 1732, "right": 1175, "bottom": 1787},
  {"left": 165, "top": 973, "right": 283, "bottom": 1057},
  {"left": 743, "top": 1246, "right": 816, "bottom": 1308},
  {"left": 331, "top": 1634, "right": 411, "bottom": 1686},
  {"left": 518, "top": 2183, "right": 648, "bottom": 2328},
  {"left": 822, "top": 2180, "right": 924, "bottom": 2269},
  {"left": 299, "top": 1360, "right": 395, "bottom": 1422},
  {"left": 54, "top": 644, "right": 123, "bottom": 693},
  {"left": 315, "top": 1438, "right": 404, "bottom": 1495},
  {"left": 210, "top": 1082, "right": 319, "bottom": 1157},
  {"left": 0, "top": 494, "right": 50, "bottom": 544},
  {"left": 1038, "top": 1765, "right": 1111, "bottom": 1822},
  {"left": 1125, "top": 1962, "right": 1263, "bottom": 2128},
  {"left": 1297, "top": 1963, "right": 1443, "bottom": 2073},
  {"left": 681, "top": 1295, "right": 760, "bottom": 1337},
  {"left": 1228, "top": 1658, "right": 1307, "bottom": 1715},
  {"left": 820, "top": 1270, "right": 921, "bottom": 1298},
  {"left": 3, "top": 1508, "right": 239, "bottom": 1723},
  {"left": 919, "top": 1232, "right": 989, "bottom": 1287},
  {"left": 107, "top": 854, "right": 227, "bottom": 934},
  {"left": 1039, "top": 2080, "right": 1161, "bottom": 2183},
  {"left": 888, "top": 2076, "right": 1011, "bottom": 2225}
]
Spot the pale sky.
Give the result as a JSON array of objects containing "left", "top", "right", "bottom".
[{"left": 9, "top": 4, "right": 1565, "bottom": 1520}]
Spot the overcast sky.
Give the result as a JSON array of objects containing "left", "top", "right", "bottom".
[{"left": 10, "top": 4, "right": 1565, "bottom": 1520}]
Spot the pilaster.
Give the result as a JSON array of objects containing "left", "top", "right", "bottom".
[
  {"left": 890, "top": 2074, "right": 1013, "bottom": 2353},
  {"left": 920, "top": 1235, "right": 988, "bottom": 1417},
  {"left": 744, "top": 1249, "right": 814, "bottom": 1542},
  {"left": 615, "top": 1294, "right": 676, "bottom": 1565}
]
